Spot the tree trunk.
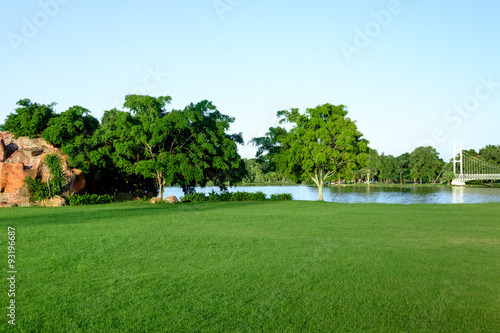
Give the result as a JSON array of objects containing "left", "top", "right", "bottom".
[
  {"left": 311, "top": 170, "right": 324, "bottom": 201},
  {"left": 318, "top": 182, "right": 323, "bottom": 201},
  {"left": 156, "top": 172, "right": 164, "bottom": 199}
]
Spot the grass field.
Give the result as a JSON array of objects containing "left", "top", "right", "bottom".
[{"left": 1, "top": 201, "right": 499, "bottom": 332}]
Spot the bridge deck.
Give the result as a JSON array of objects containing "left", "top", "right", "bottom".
[{"left": 454, "top": 174, "right": 500, "bottom": 181}]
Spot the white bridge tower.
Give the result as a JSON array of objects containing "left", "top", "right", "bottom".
[{"left": 452, "top": 142, "right": 466, "bottom": 186}]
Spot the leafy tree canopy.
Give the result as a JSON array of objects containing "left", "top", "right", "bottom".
[
  {"left": 479, "top": 145, "right": 500, "bottom": 165},
  {"left": 2, "top": 99, "right": 56, "bottom": 138},
  {"left": 42, "top": 105, "right": 99, "bottom": 172},
  {"left": 93, "top": 95, "right": 245, "bottom": 198},
  {"left": 409, "top": 146, "right": 443, "bottom": 184},
  {"left": 253, "top": 103, "right": 368, "bottom": 201}
]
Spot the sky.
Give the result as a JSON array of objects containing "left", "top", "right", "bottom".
[{"left": 1, "top": 0, "right": 499, "bottom": 161}]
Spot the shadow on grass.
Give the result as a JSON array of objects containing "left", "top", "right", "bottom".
[{"left": 0, "top": 201, "right": 273, "bottom": 226}]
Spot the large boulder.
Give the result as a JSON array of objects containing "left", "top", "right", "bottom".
[
  {"left": 150, "top": 197, "right": 163, "bottom": 204},
  {"left": 164, "top": 195, "right": 178, "bottom": 204},
  {"left": 0, "top": 131, "right": 86, "bottom": 207}
]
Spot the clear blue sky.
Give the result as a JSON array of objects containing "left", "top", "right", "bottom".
[{"left": 1, "top": 0, "right": 499, "bottom": 161}]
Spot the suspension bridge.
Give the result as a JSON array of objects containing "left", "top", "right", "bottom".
[{"left": 452, "top": 142, "right": 500, "bottom": 185}]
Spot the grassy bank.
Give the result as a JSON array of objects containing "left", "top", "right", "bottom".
[{"left": 1, "top": 201, "right": 499, "bottom": 332}]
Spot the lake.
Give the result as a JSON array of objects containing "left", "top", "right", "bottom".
[{"left": 164, "top": 185, "right": 500, "bottom": 204}]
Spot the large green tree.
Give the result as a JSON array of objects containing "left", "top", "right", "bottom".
[
  {"left": 2, "top": 99, "right": 56, "bottom": 138},
  {"left": 396, "top": 152, "right": 411, "bottom": 184},
  {"left": 379, "top": 153, "right": 398, "bottom": 183},
  {"left": 253, "top": 104, "right": 368, "bottom": 201},
  {"left": 409, "top": 146, "right": 443, "bottom": 184},
  {"left": 95, "top": 95, "right": 245, "bottom": 198},
  {"left": 90, "top": 108, "right": 153, "bottom": 194}
]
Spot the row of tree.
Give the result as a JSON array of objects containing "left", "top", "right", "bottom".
[
  {"left": 250, "top": 104, "right": 500, "bottom": 200},
  {"left": 2, "top": 98, "right": 498, "bottom": 201},
  {"left": 1, "top": 97, "right": 246, "bottom": 197}
]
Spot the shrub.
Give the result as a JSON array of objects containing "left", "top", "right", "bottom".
[
  {"left": 24, "top": 177, "right": 50, "bottom": 202},
  {"left": 249, "top": 191, "right": 267, "bottom": 201},
  {"left": 270, "top": 193, "right": 293, "bottom": 201},
  {"left": 181, "top": 191, "right": 291, "bottom": 203},
  {"left": 44, "top": 153, "right": 64, "bottom": 197},
  {"left": 230, "top": 191, "right": 250, "bottom": 201},
  {"left": 208, "top": 190, "right": 231, "bottom": 202},
  {"left": 181, "top": 193, "right": 207, "bottom": 203},
  {"left": 67, "top": 194, "right": 115, "bottom": 206}
]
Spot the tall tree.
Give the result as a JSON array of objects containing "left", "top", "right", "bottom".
[
  {"left": 98, "top": 95, "right": 245, "bottom": 198},
  {"left": 396, "top": 153, "right": 410, "bottom": 184},
  {"left": 2, "top": 99, "right": 56, "bottom": 138},
  {"left": 379, "top": 153, "right": 398, "bottom": 183},
  {"left": 357, "top": 148, "right": 380, "bottom": 183},
  {"left": 409, "top": 146, "right": 442, "bottom": 184},
  {"left": 253, "top": 104, "right": 368, "bottom": 201}
]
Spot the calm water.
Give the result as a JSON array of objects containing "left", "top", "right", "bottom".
[{"left": 164, "top": 185, "right": 500, "bottom": 204}]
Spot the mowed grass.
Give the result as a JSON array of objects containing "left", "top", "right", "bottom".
[{"left": 0, "top": 201, "right": 499, "bottom": 332}]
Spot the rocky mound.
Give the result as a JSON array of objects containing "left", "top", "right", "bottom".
[{"left": 0, "top": 131, "right": 86, "bottom": 207}]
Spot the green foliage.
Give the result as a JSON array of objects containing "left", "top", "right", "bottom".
[
  {"left": 409, "top": 146, "right": 443, "bottom": 184},
  {"left": 24, "top": 177, "right": 50, "bottom": 202},
  {"left": 250, "top": 126, "right": 288, "bottom": 172},
  {"left": 97, "top": 96, "right": 246, "bottom": 197},
  {"left": 242, "top": 159, "right": 285, "bottom": 184},
  {"left": 44, "top": 153, "right": 64, "bottom": 197},
  {"left": 24, "top": 154, "right": 64, "bottom": 202},
  {"left": 379, "top": 153, "right": 398, "bottom": 183},
  {"left": 180, "top": 192, "right": 208, "bottom": 203},
  {"left": 396, "top": 152, "right": 411, "bottom": 183},
  {"left": 254, "top": 104, "right": 369, "bottom": 200},
  {"left": 42, "top": 106, "right": 99, "bottom": 172},
  {"left": 2, "top": 99, "right": 56, "bottom": 138},
  {"left": 208, "top": 190, "right": 232, "bottom": 202},
  {"left": 182, "top": 191, "right": 270, "bottom": 202},
  {"left": 479, "top": 145, "right": 500, "bottom": 165},
  {"left": 270, "top": 193, "right": 293, "bottom": 201},
  {"left": 67, "top": 194, "right": 115, "bottom": 206},
  {"left": 229, "top": 191, "right": 267, "bottom": 201}
]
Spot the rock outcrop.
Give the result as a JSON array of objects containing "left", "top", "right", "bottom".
[{"left": 0, "top": 132, "right": 86, "bottom": 207}]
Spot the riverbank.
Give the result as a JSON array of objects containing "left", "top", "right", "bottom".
[
  {"left": 2, "top": 201, "right": 498, "bottom": 331},
  {"left": 164, "top": 184, "right": 500, "bottom": 204},
  {"left": 236, "top": 182, "right": 500, "bottom": 188}
]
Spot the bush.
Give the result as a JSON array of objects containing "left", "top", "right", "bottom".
[
  {"left": 181, "top": 193, "right": 208, "bottom": 203},
  {"left": 230, "top": 191, "right": 267, "bottom": 201},
  {"left": 249, "top": 191, "right": 267, "bottom": 201},
  {"left": 230, "top": 191, "right": 250, "bottom": 201},
  {"left": 208, "top": 190, "right": 231, "bottom": 202},
  {"left": 67, "top": 194, "right": 115, "bottom": 206},
  {"left": 44, "top": 153, "right": 64, "bottom": 197},
  {"left": 181, "top": 191, "right": 291, "bottom": 203},
  {"left": 270, "top": 193, "right": 293, "bottom": 201},
  {"left": 25, "top": 177, "right": 50, "bottom": 202}
]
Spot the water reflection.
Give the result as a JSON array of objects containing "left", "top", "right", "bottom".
[
  {"left": 452, "top": 187, "right": 465, "bottom": 204},
  {"left": 164, "top": 185, "right": 500, "bottom": 204}
]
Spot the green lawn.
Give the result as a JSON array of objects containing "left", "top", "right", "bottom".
[{"left": 1, "top": 201, "right": 499, "bottom": 332}]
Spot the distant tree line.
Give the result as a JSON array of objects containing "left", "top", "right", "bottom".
[{"left": 250, "top": 103, "right": 500, "bottom": 200}]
